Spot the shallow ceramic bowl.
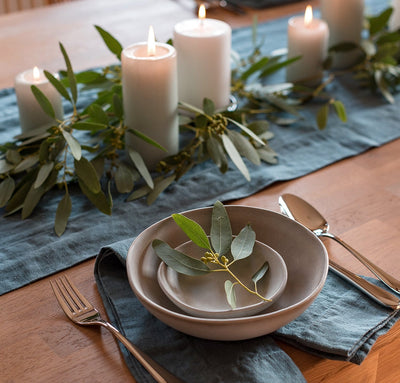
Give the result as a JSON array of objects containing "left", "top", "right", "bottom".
[
  {"left": 126, "top": 205, "right": 328, "bottom": 341},
  {"left": 157, "top": 239, "right": 288, "bottom": 319}
]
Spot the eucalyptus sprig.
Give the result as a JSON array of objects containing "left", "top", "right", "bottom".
[
  {"left": 327, "top": 7, "right": 400, "bottom": 104},
  {"left": 152, "top": 201, "right": 270, "bottom": 309}
]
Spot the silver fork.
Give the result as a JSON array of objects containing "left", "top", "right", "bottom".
[{"left": 50, "top": 275, "right": 185, "bottom": 383}]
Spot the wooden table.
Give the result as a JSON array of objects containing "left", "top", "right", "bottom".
[{"left": 1, "top": 1, "right": 400, "bottom": 382}]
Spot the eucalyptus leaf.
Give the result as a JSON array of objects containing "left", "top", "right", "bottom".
[
  {"left": 59, "top": 42, "right": 78, "bottom": 104},
  {"left": 54, "top": 191, "right": 72, "bottom": 237},
  {"left": 88, "top": 103, "right": 109, "bottom": 125},
  {"left": 221, "top": 133, "right": 251, "bottom": 182},
  {"left": 91, "top": 157, "right": 105, "bottom": 180},
  {"left": 115, "top": 163, "right": 135, "bottom": 193},
  {"left": 203, "top": 98, "right": 215, "bottom": 116},
  {"left": 206, "top": 135, "right": 228, "bottom": 170},
  {"left": 211, "top": 200, "right": 232, "bottom": 256},
  {"left": 257, "top": 145, "right": 278, "bottom": 164},
  {"left": 74, "top": 157, "right": 101, "bottom": 193},
  {"left": 62, "top": 130, "right": 82, "bottom": 160},
  {"left": 252, "top": 261, "right": 269, "bottom": 285},
  {"left": 126, "top": 185, "right": 152, "bottom": 201},
  {"left": 13, "top": 155, "right": 39, "bottom": 174},
  {"left": 224, "top": 280, "right": 237, "bottom": 309},
  {"left": 44, "top": 70, "right": 71, "bottom": 102},
  {"left": 226, "top": 118, "right": 264, "bottom": 146},
  {"left": 72, "top": 121, "right": 107, "bottom": 132},
  {"left": 227, "top": 130, "right": 261, "bottom": 165},
  {"left": 128, "top": 149, "right": 154, "bottom": 189},
  {"left": 172, "top": 213, "right": 211, "bottom": 250},
  {"left": 95, "top": 25, "right": 123, "bottom": 61},
  {"left": 78, "top": 179, "right": 112, "bottom": 215},
  {"left": 5, "top": 169, "right": 37, "bottom": 212},
  {"left": 231, "top": 224, "right": 256, "bottom": 261},
  {"left": 126, "top": 129, "right": 166, "bottom": 151},
  {"left": 31, "top": 85, "right": 55, "bottom": 119},
  {"left": 0, "top": 177, "right": 15, "bottom": 208},
  {"left": 22, "top": 184, "right": 45, "bottom": 219},
  {"left": 34, "top": 161, "right": 54, "bottom": 189},
  {"left": 152, "top": 239, "right": 210, "bottom": 276},
  {"left": 147, "top": 174, "right": 175, "bottom": 205},
  {"left": 333, "top": 100, "right": 347, "bottom": 122},
  {"left": 316, "top": 103, "right": 329, "bottom": 130}
]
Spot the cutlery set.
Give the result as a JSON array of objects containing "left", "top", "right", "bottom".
[{"left": 50, "top": 194, "right": 399, "bottom": 381}]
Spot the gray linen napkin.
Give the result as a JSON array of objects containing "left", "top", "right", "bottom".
[{"left": 94, "top": 238, "right": 400, "bottom": 382}]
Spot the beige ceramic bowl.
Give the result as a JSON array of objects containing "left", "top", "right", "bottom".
[{"left": 126, "top": 205, "right": 328, "bottom": 341}]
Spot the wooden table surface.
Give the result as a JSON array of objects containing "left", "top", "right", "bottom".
[{"left": 1, "top": 1, "right": 400, "bottom": 382}]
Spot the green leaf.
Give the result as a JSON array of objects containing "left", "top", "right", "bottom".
[
  {"left": 54, "top": 191, "right": 72, "bottom": 236},
  {"left": 6, "top": 150, "right": 21, "bottom": 165},
  {"left": 128, "top": 149, "right": 154, "bottom": 189},
  {"left": 13, "top": 155, "right": 39, "bottom": 174},
  {"left": 44, "top": 70, "right": 71, "bottom": 102},
  {"left": 221, "top": 133, "right": 251, "bottom": 182},
  {"left": 113, "top": 93, "right": 123, "bottom": 119},
  {"left": 329, "top": 42, "right": 359, "bottom": 53},
  {"left": 316, "top": 103, "right": 329, "bottom": 130},
  {"left": 5, "top": 169, "right": 37, "bottom": 212},
  {"left": 59, "top": 42, "right": 78, "bottom": 104},
  {"left": 172, "top": 213, "right": 211, "bottom": 249},
  {"left": 95, "top": 25, "right": 123, "bottom": 61},
  {"left": 62, "top": 130, "right": 82, "bottom": 160},
  {"left": 257, "top": 145, "right": 278, "bottom": 164},
  {"left": 74, "top": 157, "right": 101, "bottom": 193},
  {"left": 34, "top": 161, "right": 54, "bottom": 189},
  {"left": 227, "top": 130, "right": 261, "bottom": 165},
  {"left": 115, "top": 163, "right": 135, "bottom": 193},
  {"left": 226, "top": 118, "right": 264, "bottom": 146},
  {"left": 211, "top": 201, "right": 232, "bottom": 256},
  {"left": 206, "top": 135, "right": 228, "bottom": 171},
  {"left": 241, "top": 57, "right": 270, "bottom": 81},
  {"left": 260, "top": 56, "right": 301, "bottom": 78},
  {"left": 147, "top": 175, "right": 175, "bottom": 205},
  {"left": 368, "top": 7, "right": 393, "bottom": 36},
  {"left": 224, "top": 280, "right": 237, "bottom": 309},
  {"left": 22, "top": 184, "right": 45, "bottom": 219},
  {"left": 203, "top": 98, "right": 215, "bottom": 116},
  {"left": 0, "top": 159, "right": 15, "bottom": 174},
  {"left": 75, "top": 70, "right": 104, "bottom": 84},
  {"left": 178, "top": 101, "right": 206, "bottom": 116},
  {"left": 31, "top": 85, "right": 55, "bottom": 119},
  {"left": 375, "top": 70, "right": 395, "bottom": 104},
  {"left": 0, "top": 177, "right": 15, "bottom": 208},
  {"left": 126, "top": 184, "right": 152, "bottom": 201},
  {"left": 88, "top": 104, "right": 109, "bottom": 125},
  {"left": 231, "top": 224, "right": 256, "bottom": 261},
  {"left": 152, "top": 239, "right": 210, "bottom": 276},
  {"left": 73, "top": 121, "right": 107, "bottom": 132},
  {"left": 252, "top": 261, "right": 269, "bottom": 285},
  {"left": 333, "top": 100, "right": 347, "bottom": 122},
  {"left": 78, "top": 179, "right": 112, "bottom": 215},
  {"left": 126, "top": 129, "right": 166, "bottom": 151}
]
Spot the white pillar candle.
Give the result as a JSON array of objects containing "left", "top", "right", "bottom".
[
  {"left": 320, "top": 0, "right": 364, "bottom": 68},
  {"left": 286, "top": 6, "right": 329, "bottom": 85},
  {"left": 122, "top": 26, "right": 179, "bottom": 170},
  {"left": 389, "top": 0, "right": 400, "bottom": 31},
  {"left": 14, "top": 67, "right": 63, "bottom": 133},
  {"left": 173, "top": 5, "right": 231, "bottom": 110}
]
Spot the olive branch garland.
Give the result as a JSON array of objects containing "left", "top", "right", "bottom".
[{"left": 0, "top": 8, "right": 399, "bottom": 237}]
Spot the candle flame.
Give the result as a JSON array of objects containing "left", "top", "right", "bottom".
[
  {"left": 33, "top": 66, "right": 40, "bottom": 81},
  {"left": 304, "top": 5, "right": 313, "bottom": 27},
  {"left": 147, "top": 25, "right": 156, "bottom": 56},
  {"left": 198, "top": 4, "right": 206, "bottom": 20}
]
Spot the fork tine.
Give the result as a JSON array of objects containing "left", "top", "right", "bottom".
[
  {"left": 62, "top": 275, "right": 93, "bottom": 310},
  {"left": 50, "top": 279, "right": 75, "bottom": 320}
]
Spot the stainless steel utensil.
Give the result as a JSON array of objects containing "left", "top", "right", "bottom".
[
  {"left": 51, "top": 275, "right": 185, "bottom": 383},
  {"left": 279, "top": 194, "right": 400, "bottom": 309}
]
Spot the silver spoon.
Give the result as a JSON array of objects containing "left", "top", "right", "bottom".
[{"left": 279, "top": 193, "right": 400, "bottom": 308}]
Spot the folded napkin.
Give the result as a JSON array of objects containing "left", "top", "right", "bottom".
[{"left": 94, "top": 238, "right": 400, "bottom": 382}]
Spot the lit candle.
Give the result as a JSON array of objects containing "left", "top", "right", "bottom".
[
  {"left": 389, "top": 0, "right": 400, "bottom": 31},
  {"left": 286, "top": 6, "right": 329, "bottom": 85},
  {"left": 320, "top": 0, "right": 364, "bottom": 68},
  {"left": 14, "top": 67, "right": 63, "bottom": 133},
  {"left": 173, "top": 5, "right": 231, "bottom": 109},
  {"left": 122, "top": 26, "right": 179, "bottom": 169}
]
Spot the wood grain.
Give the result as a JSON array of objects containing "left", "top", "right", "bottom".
[{"left": 0, "top": 1, "right": 399, "bottom": 382}]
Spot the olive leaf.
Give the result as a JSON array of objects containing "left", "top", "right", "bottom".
[
  {"left": 59, "top": 42, "right": 78, "bottom": 104},
  {"left": 231, "top": 224, "right": 256, "bottom": 261},
  {"left": 34, "top": 161, "right": 54, "bottom": 189},
  {"left": 316, "top": 103, "right": 329, "bottom": 130},
  {"left": 78, "top": 178, "right": 112, "bottom": 215},
  {"left": 211, "top": 200, "right": 232, "bottom": 256},
  {"left": 31, "top": 85, "right": 55, "bottom": 119},
  {"left": 74, "top": 157, "right": 101, "bottom": 193},
  {"left": 13, "top": 155, "right": 39, "bottom": 174},
  {"left": 224, "top": 280, "right": 237, "bottom": 309},
  {"left": 126, "top": 129, "right": 166, "bottom": 151},
  {"left": 88, "top": 103, "right": 109, "bottom": 125},
  {"left": 0, "top": 177, "right": 15, "bottom": 208},
  {"left": 95, "top": 25, "right": 123, "bottom": 61},
  {"left": 22, "top": 184, "right": 46, "bottom": 219},
  {"left": 147, "top": 174, "right": 175, "bottom": 205},
  {"left": 44, "top": 70, "right": 71, "bottom": 102},
  {"left": 54, "top": 191, "right": 72, "bottom": 237},
  {"left": 227, "top": 130, "right": 261, "bottom": 165},
  {"left": 115, "top": 163, "right": 135, "bottom": 193},
  {"left": 368, "top": 7, "right": 393, "bottom": 36},
  {"left": 72, "top": 121, "right": 107, "bottom": 132},
  {"left": 203, "top": 98, "right": 215, "bottom": 116},
  {"left": 152, "top": 239, "right": 210, "bottom": 276},
  {"left": 333, "top": 100, "right": 347, "bottom": 122},
  {"left": 221, "top": 133, "right": 251, "bottom": 181},
  {"left": 62, "top": 130, "right": 81, "bottom": 160},
  {"left": 172, "top": 213, "right": 211, "bottom": 250},
  {"left": 6, "top": 150, "right": 21, "bottom": 165},
  {"left": 206, "top": 135, "right": 228, "bottom": 171},
  {"left": 128, "top": 149, "right": 154, "bottom": 189}
]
